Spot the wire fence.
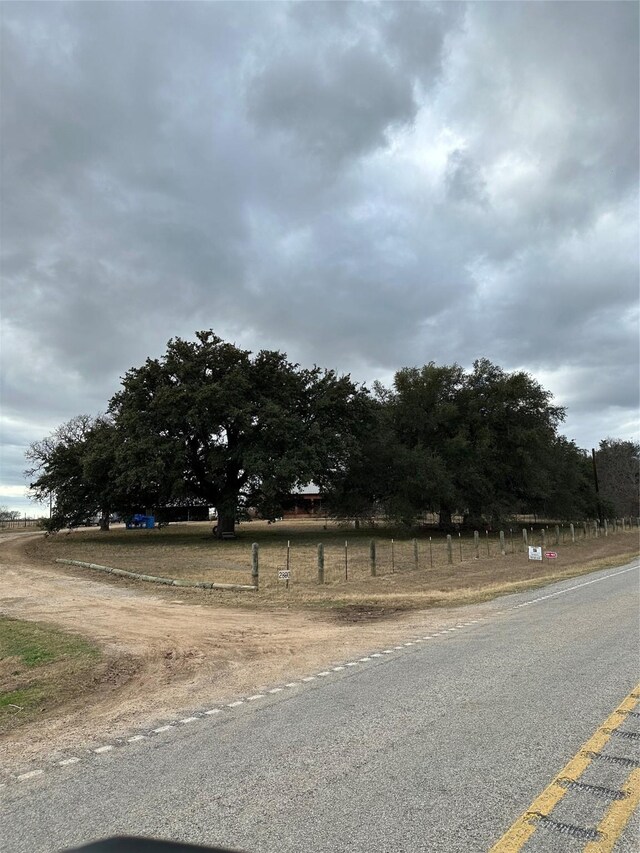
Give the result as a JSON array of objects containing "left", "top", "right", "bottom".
[
  {"left": 253, "top": 517, "right": 639, "bottom": 591},
  {"left": 0, "top": 517, "right": 42, "bottom": 530}
]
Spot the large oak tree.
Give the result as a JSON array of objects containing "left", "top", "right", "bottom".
[{"left": 109, "top": 331, "right": 369, "bottom": 537}]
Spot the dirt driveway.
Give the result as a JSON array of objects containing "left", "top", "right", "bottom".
[{"left": 0, "top": 532, "right": 493, "bottom": 772}]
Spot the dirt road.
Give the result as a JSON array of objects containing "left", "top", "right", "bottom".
[{"left": 1, "top": 532, "right": 487, "bottom": 772}]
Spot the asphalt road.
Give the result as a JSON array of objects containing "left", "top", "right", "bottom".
[{"left": 2, "top": 560, "right": 639, "bottom": 853}]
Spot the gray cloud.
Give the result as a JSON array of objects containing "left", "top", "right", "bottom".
[{"left": 1, "top": 1, "right": 637, "bottom": 512}]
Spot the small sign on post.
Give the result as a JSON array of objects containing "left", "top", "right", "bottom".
[
  {"left": 278, "top": 569, "right": 291, "bottom": 590},
  {"left": 544, "top": 551, "right": 558, "bottom": 559},
  {"left": 528, "top": 546, "right": 543, "bottom": 561}
]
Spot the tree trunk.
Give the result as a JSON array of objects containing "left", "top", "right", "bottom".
[
  {"left": 214, "top": 511, "right": 236, "bottom": 538},
  {"left": 99, "top": 510, "right": 110, "bottom": 531},
  {"left": 438, "top": 506, "right": 453, "bottom": 530}
]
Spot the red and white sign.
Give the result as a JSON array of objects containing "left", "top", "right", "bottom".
[{"left": 544, "top": 551, "right": 558, "bottom": 559}]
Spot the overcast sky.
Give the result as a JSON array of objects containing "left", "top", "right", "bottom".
[{"left": 1, "top": 1, "right": 638, "bottom": 514}]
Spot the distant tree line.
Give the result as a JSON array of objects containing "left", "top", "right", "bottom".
[
  {"left": 0, "top": 506, "right": 22, "bottom": 522},
  {"left": 25, "top": 331, "right": 639, "bottom": 537}
]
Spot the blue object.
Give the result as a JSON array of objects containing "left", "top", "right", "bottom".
[{"left": 126, "top": 514, "right": 154, "bottom": 529}]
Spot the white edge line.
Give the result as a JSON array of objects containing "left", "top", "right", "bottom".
[
  {"left": 513, "top": 564, "right": 639, "bottom": 609},
  {"left": 17, "top": 770, "right": 44, "bottom": 781}
]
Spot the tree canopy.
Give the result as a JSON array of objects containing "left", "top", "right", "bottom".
[
  {"left": 108, "top": 331, "right": 369, "bottom": 536},
  {"left": 324, "top": 359, "right": 598, "bottom": 527},
  {"left": 595, "top": 439, "right": 640, "bottom": 518},
  {"left": 25, "top": 414, "right": 118, "bottom": 531},
  {"left": 26, "top": 331, "right": 617, "bottom": 533}
]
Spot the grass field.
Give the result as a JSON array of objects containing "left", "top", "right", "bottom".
[
  {"left": 0, "top": 617, "right": 102, "bottom": 734},
  {"left": 28, "top": 518, "right": 639, "bottom": 610}
]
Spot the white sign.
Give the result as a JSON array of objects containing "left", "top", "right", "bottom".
[
  {"left": 528, "top": 546, "right": 543, "bottom": 561},
  {"left": 278, "top": 570, "right": 291, "bottom": 581}
]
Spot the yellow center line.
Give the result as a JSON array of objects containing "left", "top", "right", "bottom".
[
  {"left": 489, "top": 685, "right": 640, "bottom": 853},
  {"left": 583, "top": 767, "right": 640, "bottom": 853}
]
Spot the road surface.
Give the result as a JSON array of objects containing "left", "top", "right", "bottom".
[{"left": 2, "top": 560, "right": 639, "bottom": 852}]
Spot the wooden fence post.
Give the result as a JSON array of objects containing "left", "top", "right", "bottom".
[
  {"left": 446, "top": 534, "right": 453, "bottom": 565},
  {"left": 412, "top": 538, "right": 419, "bottom": 571},
  {"left": 251, "top": 543, "right": 259, "bottom": 589},
  {"left": 522, "top": 528, "right": 528, "bottom": 549},
  {"left": 474, "top": 530, "right": 480, "bottom": 558},
  {"left": 582, "top": 521, "right": 588, "bottom": 539},
  {"left": 541, "top": 528, "right": 546, "bottom": 552},
  {"left": 570, "top": 523, "right": 575, "bottom": 543},
  {"left": 554, "top": 525, "right": 560, "bottom": 546},
  {"left": 317, "top": 543, "right": 325, "bottom": 584},
  {"left": 499, "top": 530, "right": 505, "bottom": 556},
  {"left": 369, "top": 540, "right": 376, "bottom": 576},
  {"left": 604, "top": 519, "right": 608, "bottom": 537}
]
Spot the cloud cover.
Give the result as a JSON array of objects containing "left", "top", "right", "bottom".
[{"left": 1, "top": 1, "right": 638, "bottom": 512}]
